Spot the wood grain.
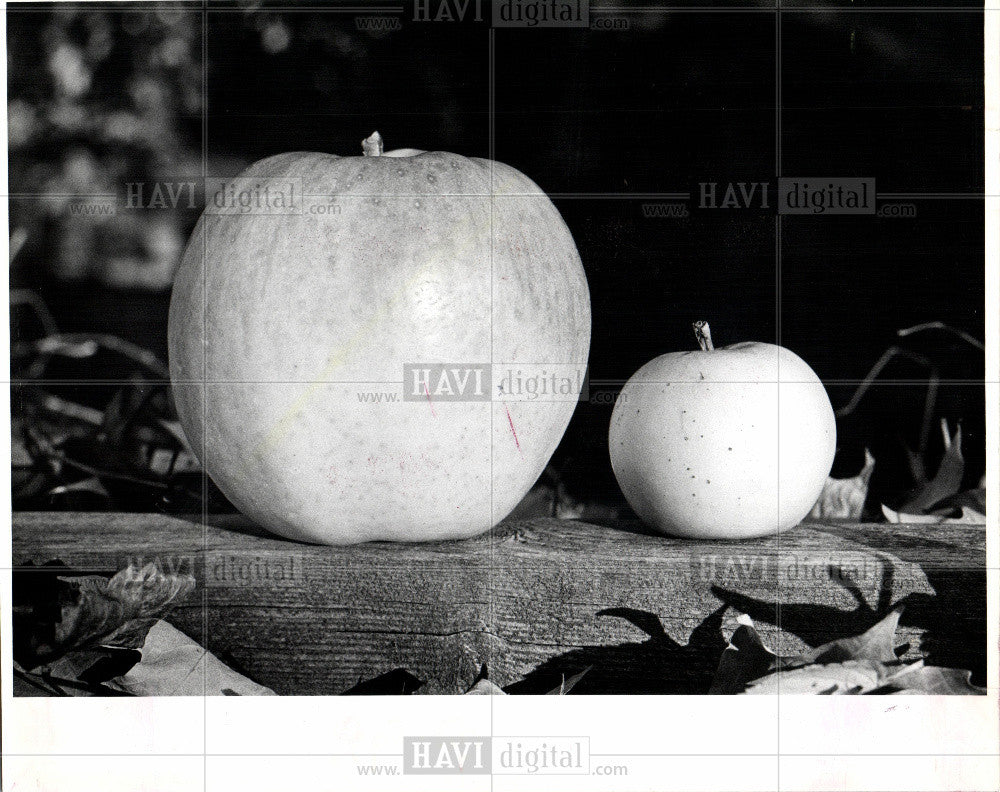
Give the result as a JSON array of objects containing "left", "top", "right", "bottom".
[{"left": 12, "top": 512, "right": 985, "bottom": 694}]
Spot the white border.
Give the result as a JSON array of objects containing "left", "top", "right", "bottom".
[{"left": 1, "top": 4, "right": 998, "bottom": 792}]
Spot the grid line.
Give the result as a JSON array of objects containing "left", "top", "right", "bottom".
[
  {"left": 201, "top": 3, "right": 210, "bottom": 788},
  {"left": 775, "top": 0, "right": 784, "bottom": 779},
  {"left": 488, "top": 26, "right": 497, "bottom": 792}
]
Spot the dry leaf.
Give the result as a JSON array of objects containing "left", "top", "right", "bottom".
[
  {"left": 712, "top": 605, "right": 983, "bottom": 695},
  {"left": 465, "top": 679, "right": 506, "bottom": 695},
  {"left": 877, "top": 662, "right": 985, "bottom": 695},
  {"left": 545, "top": 667, "right": 590, "bottom": 695},
  {"left": 744, "top": 661, "right": 881, "bottom": 695},
  {"left": 708, "top": 614, "right": 778, "bottom": 694},
  {"left": 809, "top": 449, "right": 875, "bottom": 520},
  {"left": 882, "top": 504, "right": 986, "bottom": 525},
  {"left": 794, "top": 605, "right": 903, "bottom": 667},
  {"left": 464, "top": 663, "right": 506, "bottom": 695},
  {"left": 24, "top": 560, "right": 195, "bottom": 669},
  {"left": 949, "top": 486, "right": 987, "bottom": 515},
  {"left": 899, "top": 419, "right": 964, "bottom": 514},
  {"left": 108, "top": 620, "right": 274, "bottom": 696}
]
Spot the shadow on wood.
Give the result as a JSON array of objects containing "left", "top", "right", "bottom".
[
  {"left": 342, "top": 668, "right": 425, "bottom": 695},
  {"left": 710, "top": 543, "right": 986, "bottom": 686},
  {"left": 711, "top": 560, "right": 900, "bottom": 652},
  {"left": 504, "top": 606, "right": 729, "bottom": 695}
]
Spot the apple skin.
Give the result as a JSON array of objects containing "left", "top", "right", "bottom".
[
  {"left": 168, "top": 140, "right": 590, "bottom": 544},
  {"left": 609, "top": 342, "right": 836, "bottom": 540}
]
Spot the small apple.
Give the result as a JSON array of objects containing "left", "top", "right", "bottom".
[{"left": 609, "top": 322, "right": 836, "bottom": 539}]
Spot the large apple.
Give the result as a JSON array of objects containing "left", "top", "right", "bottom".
[
  {"left": 169, "top": 133, "right": 590, "bottom": 544},
  {"left": 609, "top": 322, "right": 835, "bottom": 539}
]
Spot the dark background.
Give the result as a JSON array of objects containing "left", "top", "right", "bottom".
[{"left": 9, "top": 1, "right": 986, "bottom": 513}]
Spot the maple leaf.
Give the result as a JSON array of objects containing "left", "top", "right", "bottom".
[{"left": 18, "top": 559, "right": 195, "bottom": 670}]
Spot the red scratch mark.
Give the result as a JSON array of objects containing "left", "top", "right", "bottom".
[
  {"left": 504, "top": 404, "right": 522, "bottom": 454},
  {"left": 424, "top": 384, "right": 436, "bottom": 417}
]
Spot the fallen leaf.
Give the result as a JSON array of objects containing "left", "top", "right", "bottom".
[
  {"left": 47, "top": 647, "right": 142, "bottom": 689},
  {"left": 948, "top": 486, "right": 987, "bottom": 515},
  {"left": 899, "top": 419, "right": 964, "bottom": 514},
  {"left": 794, "top": 605, "right": 903, "bottom": 667},
  {"left": 465, "top": 663, "right": 507, "bottom": 695},
  {"left": 744, "top": 661, "right": 881, "bottom": 695},
  {"left": 47, "top": 477, "right": 110, "bottom": 499},
  {"left": 877, "top": 664, "right": 984, "bottom": 695},
  {"left": 13, "top": 668, "right": 66, "bottom": 697},
  {"left": 466, "top": 679, "right": 506, "bottom": 695},
  {"left": 809, "top": 449, "right": 875, "bottom": 520},
  {"left": 107, "top": 620, "right": 274, "bottom": 696},
  {"left": 21, "top": 560, "right": 195, "bottom": 669},
  {"left": 708, "top": 614, "right": 778, "bottom": 694},
  {"left": 545, "top": 667, "right": 590, "bottom": 695},
  {"left": 712, "top": 606, "right": 981, "bottom": 695},
  {"left": 882, "top": 504, "right": 986, "bottom": 525}
]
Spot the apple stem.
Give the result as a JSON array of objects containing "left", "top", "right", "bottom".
[
  {"left": 362, "top": 131, "right": 383, "bottom": 157},
  {"left": 693, "top": 321, "right": 714, "bottom": 351}
]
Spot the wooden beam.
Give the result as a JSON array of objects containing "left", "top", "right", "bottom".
[{"left": 13, "top": 512, "right": 985, "bottom": 694}]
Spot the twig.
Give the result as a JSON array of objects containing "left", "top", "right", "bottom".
[
  {"left": 14, "top": 333, "right": 169, "bottom": 379},
  {"left": 837, "top": 346, "right": 937, "bottom": 420},
  {"left": 897, "top": 322, "right": 984, "bottom": 352},
  {"left": 10, "top": 288, "right": 59, "bottom": 337}
]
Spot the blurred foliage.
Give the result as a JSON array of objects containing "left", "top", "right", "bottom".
[
  {"left": 8, "top": 6, "right": 484, "bottom": 290},
  {"left": 9, "top": 9, "right": 204, "bottom": 289}
]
